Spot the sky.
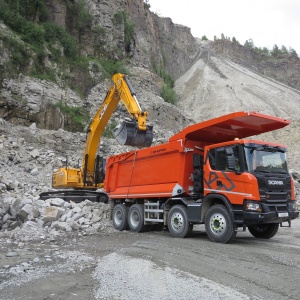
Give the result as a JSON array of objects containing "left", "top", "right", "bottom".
[{"left": 148, "top": 0, "right": 300, "bottom": 54}]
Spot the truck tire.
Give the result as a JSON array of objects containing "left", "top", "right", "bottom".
[
  {"left": 205, "top": 205, "right": 236, "bottom": 243},
  {"left": 112, "top": 204, "right": 129, "bottom": 231},
  {"left": 248, "top": 223, "right": 279, "bottom": 239},
  {"left": 168, "top": 205, "right": 193, "bottom": 238},
  {"left": 128, "top": 204, "right": 146, "bottom": 232}
]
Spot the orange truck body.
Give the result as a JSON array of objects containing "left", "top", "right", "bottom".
[{"left": 105, "top": 111, "right": 299, "bottom": 243}]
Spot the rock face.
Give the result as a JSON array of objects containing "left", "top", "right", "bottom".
[
  {"left": 211, "top": 39, "right": 300, "bottom": 91},
  {"left": 84, "top": 0, "right": 199, "bottom": 78},
  {"left": 0, "top": 0, "right": 199, "bottom": 130}
]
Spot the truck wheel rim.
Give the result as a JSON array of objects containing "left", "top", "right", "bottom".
[
  {"left": 130, "top": 211, "right": 139, "bottom": 227},
  {"left": 171, "top": 212, "right": 183, "bottom": 231},
  {"left": 114, "top": 210, "right": 122, "bottom": 226},
  {"left": 209, "top": 213, "right": 226, "bottom": 236}
]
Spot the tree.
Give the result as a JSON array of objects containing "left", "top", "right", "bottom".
[
  {"left": 201, "top": 35, "right": 208, "bottom": 41},
  {"left": 232, "top": 37, "right": 238, "bottom": 44},
  {"left": 289, "top": 47, "right": 299, "bottom": 58},
  {"left": 244, "top": 39, "right": 254, "bottom": 49},
  {"left": 271, "top": 44, "right": 280, "bottom": 57},
  {"left": 281, "top": 45, "right": 288, "bottom": 54}
]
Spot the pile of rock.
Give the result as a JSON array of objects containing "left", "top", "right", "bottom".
[{"left": 0, "top": 194, "right": 112, "bottom": 240}]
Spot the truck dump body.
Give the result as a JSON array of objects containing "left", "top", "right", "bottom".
[
  {"left": 170, "top": 111, "right": 289, "bottom": 143},
  {"left": 104, "top": 139, "right": 205, "bottom": 199},
  {"left": 104, "top": 111, "right": 290, "bottom": 199}
]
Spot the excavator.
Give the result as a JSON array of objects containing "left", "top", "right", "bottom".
[{"left": 40, "top": 73, "right": 153, "bottom": 202}]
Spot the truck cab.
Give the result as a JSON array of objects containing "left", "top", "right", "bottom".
[{"left": 204, "top": 139, "right": 297, "bottom": 228}]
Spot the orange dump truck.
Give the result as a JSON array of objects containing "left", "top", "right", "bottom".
[{"left": 104, "top": 111, "right": 299, "bottom": 243}]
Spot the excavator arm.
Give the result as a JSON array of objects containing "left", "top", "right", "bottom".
[{"left": 51, "top": 73, "right": 153, "bottom": 190}]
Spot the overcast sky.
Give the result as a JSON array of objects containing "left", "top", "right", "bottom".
[{"left": 148, "top": 0, "right": 300, "bottom": 54}]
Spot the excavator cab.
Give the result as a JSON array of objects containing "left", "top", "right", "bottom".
[{"left": 114, "top": 118, "right": 153, "bottom": 147}]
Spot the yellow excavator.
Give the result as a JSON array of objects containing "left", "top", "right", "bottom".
[{"left": 40, "top": 73, "right": 153, "bottom": 202}]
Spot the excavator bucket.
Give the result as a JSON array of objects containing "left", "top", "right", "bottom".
[{"left": 114, "top": 119, "right": 153, "bottom": 147}]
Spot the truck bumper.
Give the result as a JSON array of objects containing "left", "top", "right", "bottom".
[{"left": 243, "top": 209, "right": 299, "bottom": 225}]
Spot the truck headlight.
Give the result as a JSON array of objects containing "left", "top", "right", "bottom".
[
  {"left": 245, "top": 202, "right": 262, "bottom": 212},
  {"left": 288, "top": 201, "right": 299, "bottom": 211}
]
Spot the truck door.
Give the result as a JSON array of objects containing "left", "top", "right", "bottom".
[{"left": 204, "top": 145, "right": 247, "bottom": 205}]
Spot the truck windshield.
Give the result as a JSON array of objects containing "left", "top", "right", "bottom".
[{"left": 244, "top": 144, "right": 288, "bottom": 174}]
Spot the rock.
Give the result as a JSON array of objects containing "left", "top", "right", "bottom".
[
  {"left": 70, "top": 221, "right": 80, "bottom": 231},
  {"left": 45, "top": 198, "right": 65, "bottom": 207},
  {"left": 30, "top": 167, "right": 39, "bottom": 176},
  {"left": 30, "top": 148, "right": 40, "bottom": 158},
  {"left": 33, "top": 257, "right": 40, "bottom": 263},
  {"left": 42, "top": 206, "right": 64, "bottom": 223},
  {"left": 71, "top": 212, "right": 83, "bottom": 222},
  {"left": 18, "top": 203, "right": 34, "bottom": 221},
  {"left": 22, "top": 220, "right": 41, "bottom": 231},
  {"left": 9, "top": 198, "right": 23, "bottom": 217},
  {"left": 5, "top": 251, "right": 19, "bottom": 257}
]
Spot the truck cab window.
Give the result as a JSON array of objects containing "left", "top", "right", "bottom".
[{"left": 209, "top": 146, "right": 240, "bottom": 171}]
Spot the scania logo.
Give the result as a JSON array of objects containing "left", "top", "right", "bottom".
[{"left": 268, "top": 180, "right": 284, "bottom": 186}]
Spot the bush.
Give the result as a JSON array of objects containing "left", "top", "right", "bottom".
[
  {"left": 55, "top": 101, "right": 89, "bottom": 132},
  {"left": 99, "top": 58, "right": 129, "bottom": 77},
  {"left": 103, "top": 120, "right": 118, "bottom": 138},
  {"left": 161, "top": 84, "right": 177, "bottom": 104}
]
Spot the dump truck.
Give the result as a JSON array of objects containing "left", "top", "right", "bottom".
[
  {"left": 40, "top": 73, "right": 153, "bottom": 202},
  {"left": 105, "top": 111, "right": 299, "bottom": 243}
]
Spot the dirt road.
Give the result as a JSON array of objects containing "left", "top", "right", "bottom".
[{"left": 0, "top": 219, "right": 300, "bottom": 300}]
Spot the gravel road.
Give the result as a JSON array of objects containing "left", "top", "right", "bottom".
[{"left": 0, "top": 217, "right": 299, "bottom": 300}]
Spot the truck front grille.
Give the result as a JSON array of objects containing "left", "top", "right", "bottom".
[{"left": 255, "top": 174, "right": 291, "bottom": 203}]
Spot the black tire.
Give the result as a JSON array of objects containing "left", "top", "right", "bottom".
[
  {"left": 168, "top": 205, "right": 193, "bottom": 238},
  {"left": 248, "top": 223, "right": 279, "bottom": 239},
  {"left": 112, "top": 204, "right": 129, "bottom": 231},
  {"left": 205, "top": 205, "right": 236, "bottom": 243},
  {"left": 128, "top": 204, "right": 146, "bottom": 232}
]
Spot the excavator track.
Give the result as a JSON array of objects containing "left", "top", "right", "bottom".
[{"left": 39, "top": 190, "right": 109, "bottom": 203}]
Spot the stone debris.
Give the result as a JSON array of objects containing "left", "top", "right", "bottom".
[{"left": 0, "top": 193, "right": 112, "bottom": 240}]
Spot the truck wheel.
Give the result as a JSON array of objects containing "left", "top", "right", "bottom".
[
  {"left": 112, "top": 204, "right": 129, "bottom": 231},
  {"left": 248, "top": 223, "right": 279, "bottom": 239},
  {"left": 128, "top": 204, "right": 146, "bottom": 232},
  {"left": 168, "top": 205, "right": 193, "bottom": 238},
  {"left": 205, "top": 205, "right": 236, "bottom": 243}
]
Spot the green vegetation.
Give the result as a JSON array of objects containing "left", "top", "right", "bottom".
[
  {"left": 212, "top": 33, "right": 298, "bottom": 59},
  {"left": 98, "top": 58, "right": 129, "bottom": 77},
  {"left": 103, "top": 120, "right": 118, "bottom": 138},
  {"left": 113, "top": 11, "right": 135, "bottom": 53},
  {"left": 55, "top": 101, "right": 89, "bottom": 132},
  {"left": 143, "top": 0, "right": 151, "bottom": 10},
  {"left": 153, "top": 65, "right": 177, "bottom": 104},
  {"left": 161, "top": 84, "right": 177, "bottom": 104}
]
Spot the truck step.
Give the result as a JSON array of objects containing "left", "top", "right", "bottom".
[{"left": 144, "top": 201, "right": 164, "bottom": 223}]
